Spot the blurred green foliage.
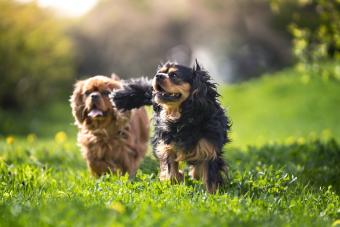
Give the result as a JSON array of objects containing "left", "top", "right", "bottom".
[
  {"left": 221, "top": 61, "right": 340, "bottom": 147},
  {"left": 0, "top": 0, "right": 75, "bottom": 109},
  {"left": 71, "top": 0, "right": 292, "bottom": 82},
  {"left": 0, "top": 102, "right": 76, "bottom": 137},
  {"left": 270, "top": 0, "right": 340, "bottom": 79}
]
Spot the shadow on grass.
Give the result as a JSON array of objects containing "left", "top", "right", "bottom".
[{"left": 139, "top": 155, "right": 159, "bottom": 175}]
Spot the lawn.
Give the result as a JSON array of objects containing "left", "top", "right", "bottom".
[
  {"left": 1, "top": 63, "right": 340, "bottom": 226},
  {"left": 220, "top": 62, "right": 340, "bottom": 147}
]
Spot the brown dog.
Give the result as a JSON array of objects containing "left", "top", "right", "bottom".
[{"left": 70, "top": 75, "right": 149, "bottom": 177}]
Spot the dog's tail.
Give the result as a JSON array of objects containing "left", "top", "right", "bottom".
[{"left": 111, "top": 77, "right": 153, "bottom": 111}]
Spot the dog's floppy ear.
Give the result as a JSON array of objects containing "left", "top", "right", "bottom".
[
  {"left": 70, "top": 80, "right": 86, "bottom": 127},
  {"left": 189, "top": 60, "right": 218, "bottom": 110}
]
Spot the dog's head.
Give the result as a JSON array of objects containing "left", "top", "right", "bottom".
[
  {"left": 153, "top": 60, "right": 219, "bottom": 119},
  {"left": 70, "top": 75, "right": 124, "bottom": 129}
]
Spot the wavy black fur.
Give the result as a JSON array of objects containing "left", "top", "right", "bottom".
[
  {"left": 111, "top": 61, "right": 231, "bottom": 192},
  {"left": 110, "top": 77, "right": 153, "bottom": 111}
]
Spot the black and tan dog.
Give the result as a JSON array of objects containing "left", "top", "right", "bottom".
[{"left": 111, "top": 61, "right": 231, "bottom": 193}]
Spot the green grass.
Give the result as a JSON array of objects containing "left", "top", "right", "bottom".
[
  {"left": 1, "top": 62, "right": 340, "bottom": 226},
  {"left": 0, "top": 102, "right": 77, "bottom": 137},
  {"left": 0, "top": 137, "right": 339, "bottom": 226},
  {"left": 220, "top": 62, "right": 340, "bottom": 147}
]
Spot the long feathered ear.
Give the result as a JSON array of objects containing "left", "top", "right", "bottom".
[
  {"left": 189, "top": 60, "right": 219, "bottom": 110},
  {"left": 70, "top": 80, "right": 86, "bottom": 127}
]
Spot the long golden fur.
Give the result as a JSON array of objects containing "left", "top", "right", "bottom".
[{"left": 70, "top": 75, "right": 149, "bottom": 177}]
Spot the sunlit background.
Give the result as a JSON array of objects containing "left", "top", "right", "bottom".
[
  {"left": 18, "top": 0, "right": 98, "bottom": 17},
  {"left": 0, "top": 0, "right": 339, "bottom": 142},
  {"left": 0, "top": 1, "right": 339, "bottom": 225},
  {"left": 12, "top": 0, "right": 296, "bottom": 84}
]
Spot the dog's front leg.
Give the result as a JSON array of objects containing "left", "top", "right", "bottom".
[
  {"left": 159, "top": 154, "right": 183, "bottom": 183},
  {"left": 156, "top": 143, "right": 183, "bottom": 183},
  {"left": 158, "top": 157, "right": 170, "bottom": 181}
]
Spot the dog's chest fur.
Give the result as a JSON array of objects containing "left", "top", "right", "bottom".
[
  {"left": 78, "top": 127, "right": 136, "bottom": 162},
  {"left": 153, "top": 109, "right": 198, "bottom": 147},
  {"left": 153, "top": 110, "right": 217, "bottom": 162}
]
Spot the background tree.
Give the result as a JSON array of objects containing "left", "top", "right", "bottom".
[
  {"left": 0, "top": 0, "right": 75, "bottom": 110},
  {"left": 270, "top": 0, "right": 340, "bottom": 80},
  {"left": 70, "top": 0, "right": 292, "bottom": 82}
]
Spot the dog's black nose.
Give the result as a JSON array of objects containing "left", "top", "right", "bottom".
[
  {"left": 91, "top": 93, "right": 99, "bottom": 100},
  {"left": 156, "top": 73, "right": 166, "bottom": 80}
]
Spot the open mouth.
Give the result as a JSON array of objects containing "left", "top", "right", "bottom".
[
  {"left": 87, "top": 107, "right": 104, "bottom": 118},
  {"left": 154, "top": 83, "right": 181, "bottom": 101}
]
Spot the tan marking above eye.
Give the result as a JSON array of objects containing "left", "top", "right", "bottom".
[
  {"left": 168, "top": 67, "right": 178, "bottom": 74},
  {"left": 158, "top": 66, "right": 169, "bottom": 73}
]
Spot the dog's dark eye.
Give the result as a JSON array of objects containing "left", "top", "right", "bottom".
[
  {"left": 169, "top": 72, "right": 177, "bottom": 78},
  {"left": 84, "top": 91, "right": 91, "bottom": 96},
  {"left": 101, "top": 90, "right": 110, "bottom": 96},
  {"left": 169, "top": 72, "right": 180, "bottom": 81},
  {"left": 169, "top": 72, "right": 182, "bottom": 83}
]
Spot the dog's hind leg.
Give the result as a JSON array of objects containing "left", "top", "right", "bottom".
[
  {"left": 189, "top": 157, "right": 227, "bottom": 193},
  {"left": 206, "top": 157, "right": 227, "bottom": 193},
  {"left": 189, "top": 161, "right": 212, "bottom": 191}
]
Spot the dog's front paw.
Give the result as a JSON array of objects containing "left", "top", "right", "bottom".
[
  {"left": 159, "top": 171, "right": 184, "bottom": 183},
  {"left": 159, "top": 171, "right": 170, "bottom": 181},
  {"left": 110, "top": 90, "right": 130, "bottom": 111}
]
